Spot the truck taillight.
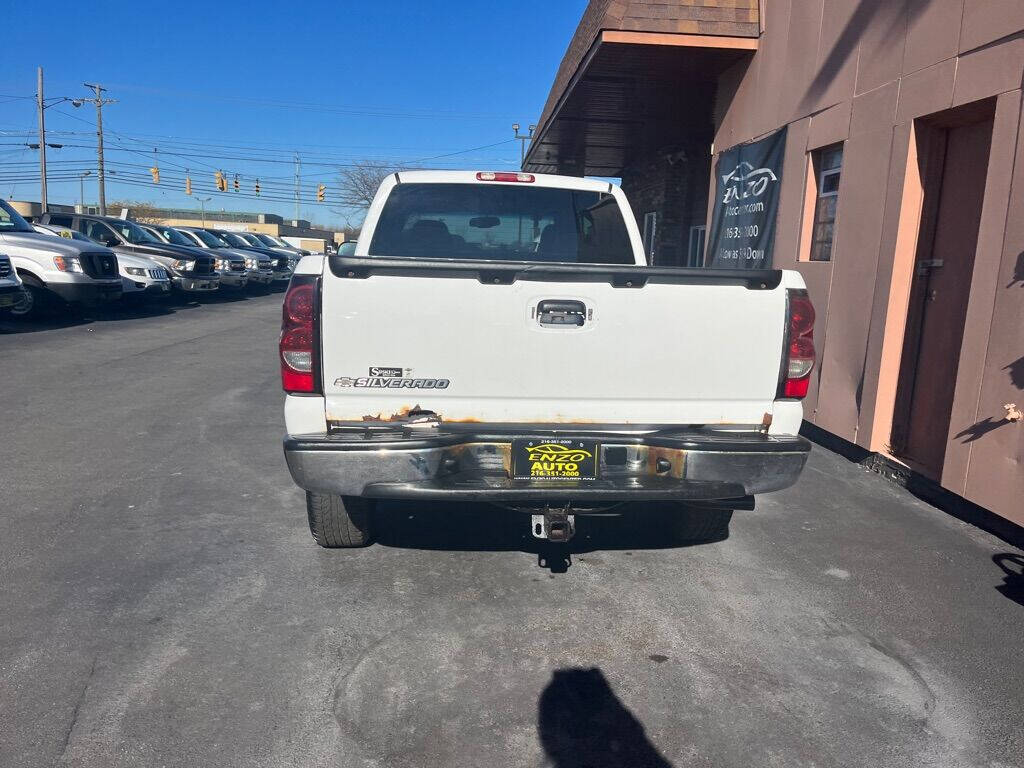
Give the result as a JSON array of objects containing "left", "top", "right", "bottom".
[
  {"left": 781, "top": 289, "right": 816, "bottom": 399},
  {"left": 476, "top": 172, "right": 534, "bottom": 183},
  {"left": 280, "top": 275, "right": 320, "bottom": 394}
]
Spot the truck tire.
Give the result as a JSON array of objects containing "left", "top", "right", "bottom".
[
  {"left": 670, "top": 505, "right": 733, "bottom": 543},
  {"left": 10, "top": 275, "right": 52, "bottom": 319},
  {"left": 305, "top": 492, "right": 374, "bottom": 547}
]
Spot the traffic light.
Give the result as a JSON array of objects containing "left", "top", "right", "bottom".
[
  {"left": 185, "top": 175, "right": 192, "bottom": 195},
  {"left": 215, "top": 170, "right": 226, "bottom": 192},
  {"left": 233, "top": 174, "right": 240, "bottom": 192},
  {"left": 149, "top": 165, "right": 160, "bottom": 183},
  {"left": 316, "top": 183, "right": 326, "bottom": 202},
  {"left": 254, "top": 179, "right": 260, "bottom": 196}
]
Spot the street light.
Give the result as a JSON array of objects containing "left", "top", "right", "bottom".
[
  {"left": 198, "top": 197, "right": 212, "bottom": 226},
  {"left": 36, "top": 66, "right": 87, "bottom": 212},
  {"left": 513, "top": 123, "right": 536, "bottom": 166},
  {"left": 78, "top": 171, "right": 91, "bottom": 211}
]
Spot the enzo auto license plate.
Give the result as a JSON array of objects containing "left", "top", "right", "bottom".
[{"left": 512, "top": 438, "right": 599, "bottom": 481}]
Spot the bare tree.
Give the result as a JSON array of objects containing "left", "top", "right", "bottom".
[
  {"left": 335, "top": 161, "right": 399, "bottom": 211},
  {"left": 109, "top": 200, "right": 164, "bottom": 224}
]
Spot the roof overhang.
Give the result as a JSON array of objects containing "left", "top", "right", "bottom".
[{"left": 525, "top": 30, "right": 757, "bottom": 177}]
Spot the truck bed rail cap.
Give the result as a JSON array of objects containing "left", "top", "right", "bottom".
[{"left": 327, "top": 255, "right": 782, "bottom": 290}]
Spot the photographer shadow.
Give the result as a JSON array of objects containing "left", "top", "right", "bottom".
[{"left": 538, "top": 667, "right": 674, "bottom": 767}]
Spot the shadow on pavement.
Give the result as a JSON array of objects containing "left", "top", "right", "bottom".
[
  {"left": 373, "top": 501, "right": 725, "bottom": 573},
  {"left": 0, "top": 312, "right": 94, "bottom": 334},
  {"left": 993, "top": 553, "right": 1024, "bottom": 607},
  {"left": 92, "top": 300, "right": 178, "bottom": 320},
  {"left": 538, "top": 667, "right": 674, "bottom": 768},
  {"left": 197, "top": 290, "right": 251, "bottom": 304}
]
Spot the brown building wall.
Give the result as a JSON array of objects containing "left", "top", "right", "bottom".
[{"left": 710, "top": 1, "right": 1024, "bottom": 524}]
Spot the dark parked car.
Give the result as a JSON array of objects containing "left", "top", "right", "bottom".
[
  {"left": 174, "top": 227, "right": 273, "bottom": 290},
  {"left": 203, "top": 229, "right": 293, "bottom": 284},
  {"left": 141, "top": 225, "right": 250, "bottom": 291},
  {"left": 251, "top": 232, "right": 309, "bottom": 258}
]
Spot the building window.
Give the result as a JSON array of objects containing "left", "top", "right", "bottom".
[
  {"left": 809, "top": 145, "right": 843, "bottom": 262},
  {"left": 687, "top": 225, "right": 706, "bottom": 267},
  {"left": 642, "top": 212, "right": 657, "bottom": 261}
]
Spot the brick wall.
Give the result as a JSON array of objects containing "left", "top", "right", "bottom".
[{"left": 620, "top": 144, "right": 711, "bottom": 266}]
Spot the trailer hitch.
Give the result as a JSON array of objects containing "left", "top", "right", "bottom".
[{"left": 531, "top": 504, "right": 576, "bottom": 543}]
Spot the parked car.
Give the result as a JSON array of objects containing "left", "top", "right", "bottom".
[
  {"left": 0, "top": 252, "right": 27, "bottom": 314},
  {"left": 35, "top": 223, "right": 171, "bottom": 300},
  {"left": 251, "top": 232, "right": 310, "bottom": 258},
  {"left": 141, "top": 225, "right": 249, "bottom": 291},
  {"left": 281, "top": 170, "right": 815, "bottom": 548},
  {"left": 204, "top": 229, "right": 291, "bottom": 283},
  {"left": 175, "top": 227, "right": 273, "bottom": 289},
  {"left": 33, "top": 223, "right": 93, "bottom": 243},
  {"left": 231, "top": 232, "right": 297, "bottom": 282},
  {"left": 39, "top": 213, "right": 219, "bottom": 295},
  {"left": 1, "top": 199, "right": 121, "bottom": 318},
  {"left": 171, "top": 226, "right": 265, "bottom": 290}
]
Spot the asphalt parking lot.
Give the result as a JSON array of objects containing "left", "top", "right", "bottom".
[{"left": 1, "top": 293, "right": 1022, "bottom": 768}]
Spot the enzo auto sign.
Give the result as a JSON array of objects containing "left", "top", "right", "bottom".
[{"left": 707, "top": 127, "right": 787, "bottom": 269}]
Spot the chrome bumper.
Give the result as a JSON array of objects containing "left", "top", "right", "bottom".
[
  {"left": 283, "top": 426, "right": 811, "bottom": 502},
  {"left": 218, "top": 271, "right": 250, "bottom": 288},
  {"left": 173, "top": 274, "right": 220, "bottom": 292},
  {"left": 247, "top": 269, "right": 274, "bottom": 285}
]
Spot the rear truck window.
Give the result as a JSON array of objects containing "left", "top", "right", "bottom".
[{"left": 368, "top": 183, "right": 633, "bottom": 264}]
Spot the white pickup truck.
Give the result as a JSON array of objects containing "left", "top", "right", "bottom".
[{"left": 282, "top": 171, "right": 814, "bottom": 547}]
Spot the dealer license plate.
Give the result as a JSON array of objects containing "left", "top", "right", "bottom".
[{"left": 512, "top": 438, "right": 599, "bottom": 481}]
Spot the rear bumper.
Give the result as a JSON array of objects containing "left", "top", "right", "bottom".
[{"left": 283, "top": 426, "right": 811, "bottom": 502}]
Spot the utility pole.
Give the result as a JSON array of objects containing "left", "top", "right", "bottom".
[
  {"left": 78, "top": 171, "right": 91, "bottom": 212},
  {"left": 36, "top": 69, "right": 82, "bottom": 210},
  {"left": 198, "top": 196, "right": 211, "bottom": 227},
  {"left": 293, "top": 152, "right": 301, "bottom": 222},
  {"left": 37, "top": 67, "right": 47, "bottom": 212},
  {"left": 513, "top": 123, "right": 536, "bottom": 168},
  {"left": 81, "top": 83, "right": 116, "bottom": 215}
]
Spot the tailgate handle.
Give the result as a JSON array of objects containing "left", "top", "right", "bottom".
[{"left": 537, "top": 299, "right": 586, "bottom": 326}]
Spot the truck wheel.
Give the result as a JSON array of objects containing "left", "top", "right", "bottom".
[
  {"left": 10, "top": 276, "right": 52, "bottom": 319},
  {"left": 305, "top": 492, "right": 374, "bottom": 547},
  {"left": 670, "top": 505, "right": 733, "bottom": 543}
]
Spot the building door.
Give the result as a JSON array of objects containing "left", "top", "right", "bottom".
[{"left": 891, "top": 107, "right": 994, "bottom": 479}]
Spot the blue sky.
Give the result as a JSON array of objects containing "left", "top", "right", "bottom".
[{"left": 0, "top": 0, "right": 586, "bottom": 227}]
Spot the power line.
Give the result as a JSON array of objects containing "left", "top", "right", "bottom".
[
  {"left": 2, "top": 118, "right": 522, "bottom": 162},
  {"left": 99, "top": 83, "right": 521, "bottom": 121}
]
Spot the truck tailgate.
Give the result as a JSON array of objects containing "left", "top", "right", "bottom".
[{"left": 319, "top": 262, "right": 788, "bottom": 426}]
